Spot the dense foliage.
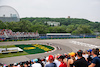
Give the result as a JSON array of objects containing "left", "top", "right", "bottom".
[{"left": 0, "top": 17, "right": 100, "bottom": 34}]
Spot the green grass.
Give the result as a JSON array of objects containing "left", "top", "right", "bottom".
[
  {"left": 15, "top": 44, "right": 54, "bottom": 54},
  {"left": 0, "top": 51, "right": 28, "bottom": 58},
  {"left": 97, "top": 37, "right": 100, "bottom": 39},
  {"left": 0, "top": 45, "right": 16, "bottom": 48},
  {"left": 0, "top": 44, "right": 54, "bottom": 58},
  {"left": 42, "top": 45, "right": 54, "bottom": 50}
]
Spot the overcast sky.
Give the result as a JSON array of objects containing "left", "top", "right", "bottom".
[{"left": 0, "top": 0, "right": 100, "bottom": 22}]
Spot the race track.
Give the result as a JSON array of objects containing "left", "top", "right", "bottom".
[{"left": 0, "top": 38, "right": 100, "bottom": 65}]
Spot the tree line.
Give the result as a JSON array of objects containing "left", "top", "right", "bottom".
[{"left": 0, "top": 17, "right": 100, "bottom": 34}]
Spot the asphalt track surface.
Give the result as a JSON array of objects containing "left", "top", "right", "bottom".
[{"left": 0, "top": 38, "right": 100, "bottom": 65}]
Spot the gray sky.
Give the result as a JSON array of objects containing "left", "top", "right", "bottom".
[{"left": 0, "top": 0, "right": 100, "bottom": 22}]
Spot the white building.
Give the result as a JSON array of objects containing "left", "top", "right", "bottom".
[{"left": 44, "top": 21, "right": 60, "bottom": 26}]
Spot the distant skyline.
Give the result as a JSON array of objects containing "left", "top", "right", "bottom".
[{"left": 0, "top": 0, "right": 100, "bottom": 22}]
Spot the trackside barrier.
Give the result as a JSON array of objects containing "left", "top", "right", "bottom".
[
  {"left": 0, "top": 37, "right": 96, "bottom": 42},
  {"left": 0, "top": 51, "right": 23, "bottom": 55}
]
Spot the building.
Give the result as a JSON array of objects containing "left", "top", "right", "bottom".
[
  {"left": 0, "top": 6, "right": 20, "bottom": 22},
  {"left": 0, "top": 16, "right": 19, "bottom": 22},
  {"left": 68, "top": 16, "right": 70, "bottom": 18},
  {"left": 44, "top": 21, "right": 60, "bottom": 26}
]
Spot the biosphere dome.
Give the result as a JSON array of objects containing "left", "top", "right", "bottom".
[{"left": 0, "top": 5, "right": 20, "bottom": 22}]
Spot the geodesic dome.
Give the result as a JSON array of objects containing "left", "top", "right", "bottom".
[{"left": 0, "top": 5, "right": 20, "bottom": 22}]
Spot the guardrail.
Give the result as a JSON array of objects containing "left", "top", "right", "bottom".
[{"left": 0, "top": 36, "right": 96, "bottom": 42}]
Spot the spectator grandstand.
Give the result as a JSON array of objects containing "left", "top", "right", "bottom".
[
  {"left": 0, "top": 48, "right": 100, "bottom": 67},
  {"left": 0, "top": 29, "right": 39, "bottom": 40}
]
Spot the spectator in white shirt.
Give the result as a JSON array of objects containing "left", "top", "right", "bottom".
[{"left": 31, "top": 59, "right": 42, "bottom": 67}]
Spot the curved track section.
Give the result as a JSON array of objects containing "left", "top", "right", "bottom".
[{"left": 0, "top": 38, "right": 100, "bottom": 65}]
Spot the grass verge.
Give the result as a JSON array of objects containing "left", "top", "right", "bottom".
[
  {"left": 0, "top": 44, "right": 54, "bottom": 58},
  {"left": 0, "top": 51, "right": 28, "bottom": 58}
]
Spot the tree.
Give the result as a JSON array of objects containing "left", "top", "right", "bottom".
[
  {"left": 0, "top": 17, "right": 99, "bottom": 34},
  {"left": 0, "top": 20, "right": 6, "bottom": 29},
  {"left": 72, "top": 25, "right": 93, "bottom": 34},
  {"left": 66, "top": 25, "right": 75, "bottom": 33},
  {"left": 17, "top": 20, "right": 32, "bottom": 32}
]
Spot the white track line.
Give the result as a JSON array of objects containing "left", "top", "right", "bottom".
[{"left": 70, "top": 40, "right": 100, "bottom": 48}]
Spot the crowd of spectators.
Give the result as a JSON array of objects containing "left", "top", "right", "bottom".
[
  {"left": 1, "top": 48, "right": 100, "bottom": 67},
  {"left": 0, "top": 29, "right": 5, "bottom": 37},
  {"left": 0, "top": 29, "right": 39, "bottom": 38}
]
